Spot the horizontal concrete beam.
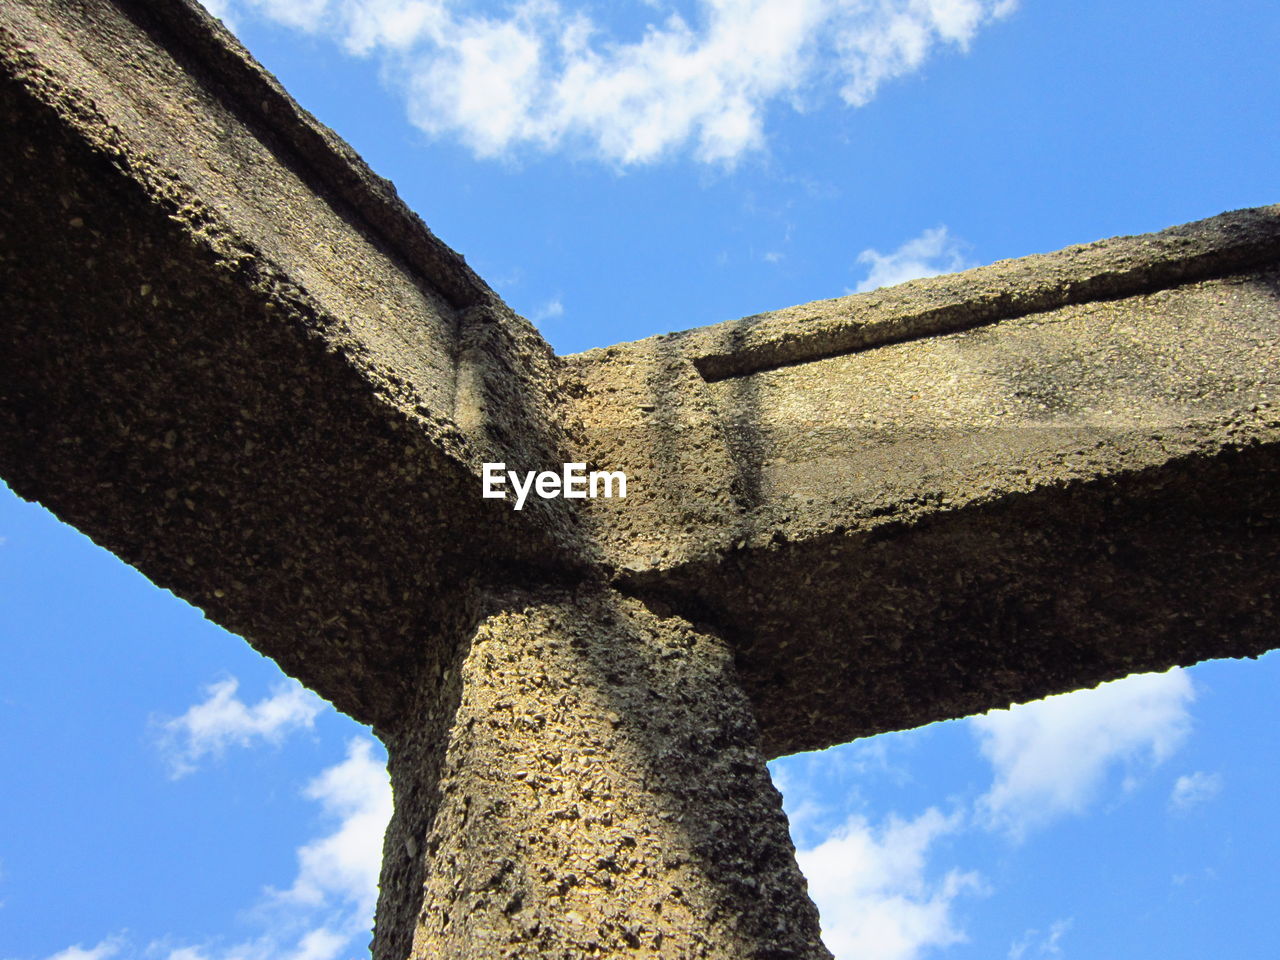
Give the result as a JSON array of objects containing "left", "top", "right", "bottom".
[
  {"left": 568, "top": 210, "right": 1280, "bottom": 757},
  {"left": 0, "top": 0, "right": 584, "bottom": 732},
  {"left": 694, "top": 204, "right": 1280, "bottom": 381},
  {"left": 6, "top": 0, "right": 1278, "bottom": 764},
  {"left": 637, "top": 436, "right": 1280, "bottom": 758}
]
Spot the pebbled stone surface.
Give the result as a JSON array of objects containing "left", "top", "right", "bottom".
[
  {"left": 0, "top": 0, "right": 589, "bottom": 731},
  {"left": 378, "top": 586, "right": 830, "bottom": 960},
  {"left": 567, "top": 225, "right": 1280, "bottom": 757},
  {"left": 4, "top": 1, "right": 1280, "bottom": 957}
]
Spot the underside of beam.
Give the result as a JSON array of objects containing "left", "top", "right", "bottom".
[
  {"left": 0, "top": 0, "right": 584, "bottom": 731},
  {"left": 633, "top": 437, "right": 1280, "bottom": 757},
  {"left": 567, "top": 214, "right": 1280, "bottom": 757}
]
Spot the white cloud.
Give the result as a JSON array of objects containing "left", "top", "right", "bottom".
[
  {"left": 274, "top": 737, "right": 393, "bottom": 914},
  {"left": 1008, "top": 918, "right": 1071, "bottom": 960},
  {"left": 157, "top": 925, "right": 350, "bottom": 960},
  {"left": 244, "top": 0, "right": 330, "bottom": 32},
  {"left": 160, "top": 737, "right": 392, "bottom": 960},
  {"left": 1170, "top": 771, "right": 1222, "bottom": 812},
  {"left": 797, "top": 809, "right": 983, "bottom": 960},
  {"left": 770, "top": 734, "right": 918, "bottom": 851},
  {"left": 971, "top": 669, "right": 1195, "bottom": 838},
  {"left": 854, "top": 224, "right": 972, "bottom": 292},
  {"left": 778, "top": 668, "right": 1199, "bottom": 958},
  {"left": 157, "top": 677, "right": 324, "bottom": 777},
  {"left": 836, "top": 0, "right": 1014, "bottom": 107},
  {"left": 529, "top": 297, "right": 565, "bottom": 323},
  {"left": 200, "top": 0, "right": 1017, "bottom": 165},
  {"left": 770, "top": 760, "right": 839, "bottom": 850},
  {"left": 42, "top": 936, "right": 125, "bottom": 960},
  {"left": 200, "top": 0, "right": 236, "bottom": 23}
]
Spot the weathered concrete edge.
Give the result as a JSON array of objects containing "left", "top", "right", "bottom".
[
  {"left": 622, "top": 402, "right": 1280, "bottom": 584},
  {"left": 621, "top": 428, "right": 1280, "bottom": 757},
  {"left": 1, "top": 1, "right": 575, "bottom": 501},
  {"left": 599, "top": 204, "right": 1280, "bottom": 381},
  {"left": 0, "top": 14, "right": 461, "bottom": 458},
  {"left": 122, "top": 0, "right": 494, "bottom": 311},
  {"left": 91, "top": 0, "right": 584, "bottom": 517},
  {"left": 0, "top": 3, "right": 591, "bottom": 727}
]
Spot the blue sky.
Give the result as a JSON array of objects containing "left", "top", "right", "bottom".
[{"left": 3, "top": 1, "right": 1279, "bottom": 958}]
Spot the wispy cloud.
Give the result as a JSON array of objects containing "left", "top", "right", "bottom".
[
  {"left": 770, "top": 733, "right": 918, "bottom": 850},
  {"left": 41, "top": 935, "right": 125, "bottom": 960},
  {"left": 529, "top": 296, "right": 565, "bottom": 323},
  {"left": 143, "top": 677, "right": 380, "bottom": 955},
  {"left": 1169, "top": 770, "right": 1222, "bottom": 812},
  {"left": 157, "top": 923, "right": 351, "bottom": 960},
  {"left": 797, "top": 808, "right": 983, "bottom": 960},
  {"left": 853, "top": 224, "right": 973, "bottom": 292},
  {"left": 971, "top": 669, "right": 1195, "bottom": 838},
  {"left": 775, "top": 669, "right": 1200, "bottom": 957},
  {"left": 160, "top": 737, "right": 391, "bottom": 960},
  {"left": 1008, "top": 918, "right": 1072, "bottom": 960},
  {"left": 202, "top": 0, "right": 1017, "bottom": 165},
  {"left": 836, "top": 0, "right": 1019, "bottom": 108},
  {"left": 199, "top": 0, "right": 235, "bottom": 25},
  {"left": 78, "top": 737, "right": 393, "bottom": 960},
  {"left": 273, "top": 738, "right": 393, "bottom": 914},
  {"left": 156, "top": 677, "right": 324, "bottom": 777}
]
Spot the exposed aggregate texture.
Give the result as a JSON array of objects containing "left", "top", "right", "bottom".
[
  {"left": 3, "top": 1, "right": 1279, "bottom": 957},
  {"left": 378, "top": 588, "right": 829, "bottom": 960}
]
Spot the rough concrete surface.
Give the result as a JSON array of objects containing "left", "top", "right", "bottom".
[
  {"left": 0, "top": 0, "right": 590, "bottom": 731},
  {"left": 3, "top": 0, "right": 1279, "bottom": 957},
  {"left": 378, "top": 587, "right": 829, "bottom": 960},
  {"left": 567, "top": 226, "right": 1280, "bottom": 757}
]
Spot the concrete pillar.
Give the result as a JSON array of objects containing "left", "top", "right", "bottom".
[{"left": 374, "top": 584, "right": 830, "bottom": 959}]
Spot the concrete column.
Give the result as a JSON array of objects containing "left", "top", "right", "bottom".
[{"left": 374, "top": 584, "right": 830, "bottom": 959}]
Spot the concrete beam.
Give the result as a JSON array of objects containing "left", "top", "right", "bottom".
[
  {"left": 567, "top": 208, "right": 1280, "bottom": 757},
  {"left": 0, "top": 0, "right": 586, "bottom": 732},
  {"left": 10, "top": 1, "right": 1276, "bottom": 764},
  {"left": 5, "top": 3, "right": 1279, "bottom": 955}
]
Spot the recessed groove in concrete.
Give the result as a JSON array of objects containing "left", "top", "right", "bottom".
[{"left": 693, "top": 204, "right": 1280, "bottom": 382}]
